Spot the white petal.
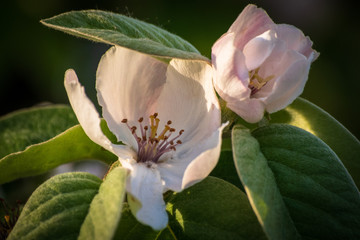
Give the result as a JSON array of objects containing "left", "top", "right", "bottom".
[
  {"left": 264, "top": 50, "right": 309, "bottom": 113},
  {"left": 181, "top": 123, "right": 228, "bottom": 189},
  {"left": 154, "top": 58, "right": 221, "bottom": 153},
  {"left": 157, "top": 123, "right": 227, "bottom": 192},
  {"left": 243, "top": 30, "right": 276, "bottom": 70},
  {"left": 64, "top": 69, "right": 131, "bottom": 158},
  {"left": 227, "top": 98, "right": 265, "bottom": 123},
  {"left": 212, "top": 33, "right": 250, "bottom": 101},
  {"left": 276, "top": 24, "right": 319, "bottom": 60},
  {"left": 229, "top": 4, "right": 275, "bottom": 49},
  {"left": 96, "top": 46, "right": 167, "bottom": 148},
  {"left": 126, "top": 163, "right": 168, "bottom": 230}
]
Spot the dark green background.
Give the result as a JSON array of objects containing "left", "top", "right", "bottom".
[{"left": 1, "top": 0, "right": 359, "bottom": 139}]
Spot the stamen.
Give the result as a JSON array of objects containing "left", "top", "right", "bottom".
[
  {"left": 121, "top": 114, "right": 184, "bottom": 164},
  {"left": 248, "top": 67, "right": 274, "bottom": 96}
]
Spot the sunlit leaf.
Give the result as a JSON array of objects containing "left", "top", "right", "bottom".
[
  {"left": 41, "top": 10, "right": 207, "bottom": 61},
  {"left": 166, "top": 176, "right": 266, "bottom": 240},
  {"left": 232, "top": 125, "right": 300, "bottom": 240},
  {"left": 271, "top": 97, "right": 360, "bottom": 188},
  {"left": 0, "top": 125, "right": 116, "bottom": 185},
  {"left": 8, "top": 172, "right": 101, "bottom": 240},
  {"left": 78, "top": 167, "right": 127, "bottom": 240},
  {"left": 233, "top": 124, "right": 360, "bottom": 239},
  {"left": 0, "top": 105, "right": 77, "bottom": 158}
]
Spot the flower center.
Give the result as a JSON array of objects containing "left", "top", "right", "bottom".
[
  {"left": 122, "top": 113, "right": 184, "bottom": 164},
  {"left": 248, "top": 67, "right": 274, "bottom": 95}
]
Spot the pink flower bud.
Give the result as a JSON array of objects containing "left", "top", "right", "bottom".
[{"left": 212, "top": 4, "right": 319, "bottom": 123}]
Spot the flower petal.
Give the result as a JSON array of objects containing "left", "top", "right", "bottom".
[
  {"left": 96, "top": 46, "right": 167, "bottom": 148},
  {"left": 157, "top": 123, "right": 227, "bottom": 192},
  {"left": 276, "top": 24, "right": 319, "bottom": 61},
  {"left": 229, "top": 4, "right": 274, "bottom": 49},
  {"left": 227, "top": 98, "right": 265, "bottom": 123},
  {"left": 181, "top": 123, "right": 228, "bottom": 189},
  {"left": 212, "top": 33, "right": 250, "bottom": 101},
  {"left": 264, "top": 50, "right": 309, "bottom": 113},
  {"left": 154, "top": 58, "right": 221, "bottom": 152},
  {"left": 243, "top": 30, "right": 276, "bottom": 71},
  {"left": 126, "top": 163, "right": 168, "bottom": 231},
  {"left": 64, "top": 69, "right": 131, "bottom": 158}
]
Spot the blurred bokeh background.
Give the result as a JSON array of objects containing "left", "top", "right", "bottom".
[
  {"left": 0, "top": 0, "right": 359, "bottom": 205},
  {"left": 1, "top": 0, "right": 359, "bottom": 138}
]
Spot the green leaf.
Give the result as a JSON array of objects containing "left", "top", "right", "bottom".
[
  {"left": 234, "top": 124, "right": 360, "bottom": 239},
  {"left": 41, "top": 10, "right": 207, "bottom": 61},
  {"left": 8, "top": 172, "right": 101, "bottom": 240},
  {"left": 232, "top": 125, "right": 300, "bottom": 240},
  {"left": 271, "top": 97, "right": 360, "bottom": 188},
  {"left": 0, "top": 124, "right": 116, "bottom": 185},
  {"left": 78, "top": 167, "right": 127, "bottom": 240},
  {"left": 114, "top": 203, "right": 160, "bottom": 239},
  {"left": 166, "top": 176, "right": 267, "bottom": 240},
  {"left": 0, "top": 104, "right": 78, "bottom": 158}
]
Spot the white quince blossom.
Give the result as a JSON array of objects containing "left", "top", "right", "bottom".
[
  {"left": 64, "top": 46, "right": 225, "bottom": 230},
  {"left": 212, "top": 4, "right": 319, "bottom": 123}
]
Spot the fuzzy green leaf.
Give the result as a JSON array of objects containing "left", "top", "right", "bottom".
[
  {"left": 0, "top": 105, "right": 78, "bottom": 158},
  {"left": 233, "top": 124, "right": 360, "bottom": 239},
  {"left": 8, "top": 172, "right": 101, "bottom": 240},
  {"left": 165, "top": 176, "right": 267, "bottom": 240},
  {"left": 78, "top": 167, "right": 127, "bottom": 240},
  {"left": 0, "top": 124, "right": 116, "bottom": 185},
  {"left": 271, "top": 97, "right": 360, "bottom": 188},
  {"left": 41, "top": 10, "right": 207, "bottom": 61},
  {"left": 232, "top": 125, "right": 300, "bottom": 240}
]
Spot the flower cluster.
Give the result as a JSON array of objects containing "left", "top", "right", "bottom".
[{"left": 64, "top": 4, "right": 317, "bottom": 230}]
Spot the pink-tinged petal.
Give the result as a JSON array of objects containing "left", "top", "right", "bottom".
[
  {"left": 181, "top": 123, "right": 227, "bottom": 189},
  {"left": 264, "top": 50, "right": 309, "bottom": 113},
  {"left": 227, "top": 98, "right": 265, "bottom": 123},
  {"left": 243, "top": 30, "right": 276, "bottom": 70},
  {"left": 96, "top": 46, "right": 167, "bottom": 148},
  {"left": 126, "top": 163, "right": 168, "bottom": 231},
  {"left": 64, "top": 69, "right": 132, "bottom": 158},
  {"left": 154, "top": 58, "right": 221, "bottom": 154},
  {"left": 212, "top": 33, "right": 250, "bottom": 101},
  {"left": 276, "top": 24, "right": 319, "bottom": 61},
  {"left": 229, "top": 4, "right": 274, "bottom": 49},
  {"left": 157, "top": 123, "right": 227, "bottom": 192}
]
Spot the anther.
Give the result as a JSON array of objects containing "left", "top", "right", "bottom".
[
  {"left": 179, "top": 129, "right": 184, "bottom": 135},
  {"left": 123, "top": 113, "right": 184, "bottom": 164}
]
